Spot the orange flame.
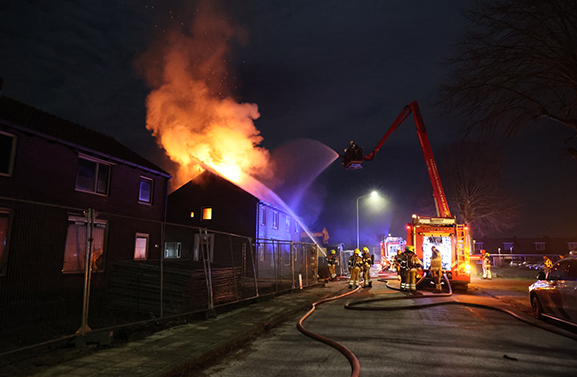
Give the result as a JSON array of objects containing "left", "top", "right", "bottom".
[{"left": 140, "top": 4, "right": 271, "bottom": 190}]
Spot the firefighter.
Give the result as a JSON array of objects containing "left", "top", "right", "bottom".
[
  {"left": 399, "top": 245, "right": 414, "bottom": 291},
  {"left": 326, "top": 249, "right": 339, "bottom": 281},
  {"left": 407, "top": 247, "right": 423, "bottom": 293},
  {"left": 361, "top": 247, "right": 372, "bottom": 288},
  {"left": 395, "top": 249, "right": 402, "bottom": 280},
  {"left": 430, "top": 246, "right": 443, "bottom": 293},
  {"left": 482, "top": 252, "right": 492, "bottom": 279},
  {"left": 348, "top": 249, "right": 362, "bottom": 288},
  {"left": 543, "top": 255, "right": 553, "bottom": 275}
]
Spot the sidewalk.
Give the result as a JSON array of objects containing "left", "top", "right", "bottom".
[{"left": 0, "top": 281, "right": 350, "bottom": 377}]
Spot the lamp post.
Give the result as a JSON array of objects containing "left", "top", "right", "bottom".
[{"left": 356, "top": 191, "right": 378, "bottom": 249}]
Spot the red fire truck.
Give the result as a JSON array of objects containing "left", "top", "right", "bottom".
[
  {"left": 381, "top": 236, "right": 405, "bottom": 270},
  {"left": 343, "top": 101, "right": 471, "bottom": 289}
]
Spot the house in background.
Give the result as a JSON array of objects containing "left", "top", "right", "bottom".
[{"left": 0, "top": 95, "right": 171, "bottom": 338}]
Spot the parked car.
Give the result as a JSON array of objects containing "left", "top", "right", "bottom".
[{"left": 529, "top": 256, "right": 577, "bottom": 326}]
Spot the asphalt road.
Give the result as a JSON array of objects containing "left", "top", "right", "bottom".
[{"left": 193, "top": 275, "right": 577, "bottom": 377}]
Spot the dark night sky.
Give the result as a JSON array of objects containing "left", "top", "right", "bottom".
[{"left": 1, "top": 0, "right": 576, "bottom": 247}]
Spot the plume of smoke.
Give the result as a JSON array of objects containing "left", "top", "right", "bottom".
[{"left": 136, "top": 1, "right": 271, "bottom": 189}]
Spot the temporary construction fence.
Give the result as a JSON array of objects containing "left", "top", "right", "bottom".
[{"left": 0, "top": 197, "right": 318, "bottom": 357}]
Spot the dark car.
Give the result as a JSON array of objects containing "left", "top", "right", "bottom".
[{"left": 529, "top": 256, "right": 577, "bottom": 326}]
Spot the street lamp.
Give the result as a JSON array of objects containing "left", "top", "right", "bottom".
[{"left": 356, "top": 191, "right": 378, "bottom": 249}]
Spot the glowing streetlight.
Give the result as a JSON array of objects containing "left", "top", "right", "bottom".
[{"left": 356, "top": 191, "right": 379, "bottom": 249}]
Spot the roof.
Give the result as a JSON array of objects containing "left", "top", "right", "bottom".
[{"left": 0, "top": 96, "right": 170, "bottom": 177}]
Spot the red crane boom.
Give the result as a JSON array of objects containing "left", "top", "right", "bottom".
[{"left": 342, "top": 101, "right": 451, "bottom": 218}]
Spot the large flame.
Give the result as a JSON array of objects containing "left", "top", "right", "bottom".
[{"left": 140, "top": 3, "right": 271, "bottom": 189}]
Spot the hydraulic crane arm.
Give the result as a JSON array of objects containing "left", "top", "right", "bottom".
[{"left": 342, "top": 101, "right": 451, "bottom": 218}]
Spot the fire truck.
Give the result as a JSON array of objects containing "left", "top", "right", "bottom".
[
  {"left": 381, "top": 236, "right": 405, "bottom": 270},
  {"left": 343, "top": 101, "right": 471, "bottom": 290}
]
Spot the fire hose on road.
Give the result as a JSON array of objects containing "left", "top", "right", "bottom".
[{"left": 297, "top": 273, "right": 577, "bottom": 377}]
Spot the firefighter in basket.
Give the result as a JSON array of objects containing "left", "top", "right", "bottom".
[
  {"left": 326, "top": 249, "right": 339, "bottom": 281},
  {"left": 430, "top": 246, "right": 443, "bottom": 293},
  {"left": 348, "top": 249, "right": 363, "bottom": 289},
  {"left": 361, "top": 247, "right": 372, "bottom": 288}
]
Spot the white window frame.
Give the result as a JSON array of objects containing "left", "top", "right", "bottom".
[
  {"left": 75, "top": 154, "right": 112, "bottom": 196},
  {"left": 134, "top": 233, "right": 149, "bottom": 260},
  {"left": 138, "top": 176, "right": 153, "bottom": 204},
  {"left": 272, "top": 210, "right": 279, "bottom": 229},
  {"left": 534, "top": 242, "right": 546, "bottom": 251},
  {"left": 568, "top": 242, "right": 577, "bottom": 251},
  {"left": 259, "top": 205, "right": 266, "bottom": 226},
  {"left": 286, "top": 216, "right": 291, "bottom": 232},
  {"left": 503, "top": 242, "right": 514, "bottom": 251},
  {"left": 62, "top": 215, "right": 107, "bottom": 273},
  {"left": 0, "top": 131, "right": 17, "bottom": 177},
  {"left": 474, "top": 242, "right": 484, "bottom": 252},
  {"left": 194, "top": 233, "right": 214, "bottom": 262},
  {"left": 164, "top": 242, "right": 182, "bottom": 259}
]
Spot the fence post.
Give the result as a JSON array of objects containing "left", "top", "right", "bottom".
[
  {"left": 249, "top": 238, "right": 259, "bottom": 297},
  {"left": 200, "top": 228, "right": 214, "bottom": 310},
  {"left": 77, "top": 208, "right": 95, "bottom": 335},
  {"left": 291, "top": 241, "right": 295, "bottom": 289},
  {"left": 229, "top": 235, "right": 240, "bottom": 301}
]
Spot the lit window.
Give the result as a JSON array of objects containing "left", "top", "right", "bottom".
[
  {"left": 190, "top": 212, "right": 195, "bottom": 218},
  {"left": 0, "top": 131, "right": 17, "bottom": 177},
  {"left": 63, "top": 216, "right": 106, "bottom": 273},
  {"left": 75, "top": 155, "right": 111, "bottom": 195},
  {"left": 202, "top": 207, "right": 212, "bottom": 220},
  {"left": 139, "top": 177, "right": 153, "bottom": 204},
  {"left": 134, "top": 233, "right": 149, "bottom": 260},
  {"left": 286, "top": 216, "right": 291, "bottom": 232},
  {"left": 164, "top": 242, "right": 181, "bottom": 259},
  {"left": 0, "top": 208, "right": 11, "bottom": 276},
  {"left": 272, "top": 210, "right": 279, "bottom": 229},
  {"left": 534, "top": 242, "right": 546, "bottom": 251}
]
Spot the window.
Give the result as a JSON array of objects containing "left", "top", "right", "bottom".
[
  {"left": 0, "top": 209, "right": 11, "bottom": 276},
  {"left": 294, "top": 221, "right": 299, "bottom": 235},
  {"left": 286, "top": 216, "right": 291, "bottom": 232},
  {"left": 63, "top": 216, "right": 107, "bottom": 273},
  {"left": 134, "top": 233, "right": 149, "bottom": 260},
  {"left": 534, "top": 242, "right": 546, "bottom": 251},
  {"left": 139, "top": 177, "right": 153, "bottom": 204},
  {"left": 0, "top": 131, "right": 17, "bottom": 177},
  {"left": 259, "top": 205, "right": 266, "bottom": 226},
  {"left": 503, "top": 242, "right": 514, "bottom": 251},
  {"left": 164, "top": 242, "right": 182, "bottom": 259},
  {"left": 194, "top": 233, "right": 214, "bottom": 262},
  {"left": 75, "top": 155, "right": 111, "bottom": 195},
  {"left": 474, "top": 242, "right": 484, "bottom": 252},
  {"left": 568, "top": 242, "right": 577, "bottom": 251},
  {"left": 202, "top": 207, "right": 212, "bottom": 221},
  {"left": 272, "top": 210, "right": 279, "bottom": 229}
]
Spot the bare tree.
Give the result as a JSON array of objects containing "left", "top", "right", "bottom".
[
  {"left": 440, "top": 0, "right": 577, "bottom": 156},
  {"left": 442, "top": 142, "right": 519, "bottom": 237}
]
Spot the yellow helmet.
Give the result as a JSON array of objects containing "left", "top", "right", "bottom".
[
  {"left": 405, "top": 245, "right": 415, "bottom": 253},
  {"left": 485, "top": 252, "right": 490, "bottom": 257},
  {"left": 362, "top": 247, "right": 369, "bottom": 253},
  {"left": 354, "top": 249, "right": 360, "bottom": 254},
  {"left": 330, "top": 249, "right": 336, "bottom": 254}
]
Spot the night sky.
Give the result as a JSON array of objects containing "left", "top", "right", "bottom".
[{"left": 1, "top": 0, "right": 576, "bottom": 247}]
